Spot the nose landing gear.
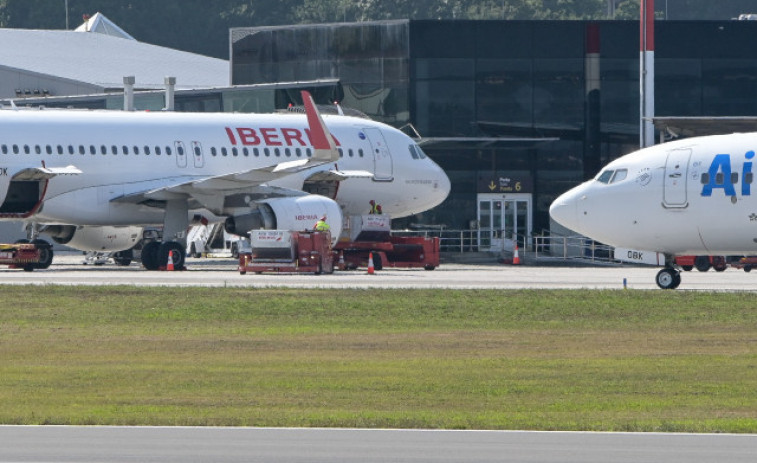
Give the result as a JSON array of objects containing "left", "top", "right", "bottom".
[{"left": 655, "top": 267, "right": 681, "bottom": 290}]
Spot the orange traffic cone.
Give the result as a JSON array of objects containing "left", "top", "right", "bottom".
[
  {"left": 166, "top": 250, "right": 175, "bottom": 271},
  {"left": 512, "top": 244, "right": 521, "bottom": 265},
  {"left": 367, "top": 252, "right": 375, "bottom": 275}
]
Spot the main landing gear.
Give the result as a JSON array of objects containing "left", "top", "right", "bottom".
[
  {"left": 140, "top": 241, "right": 186, "bottom": 271},
  {"left": 141, "top": 198, "right": 190, "bottom": 271}
]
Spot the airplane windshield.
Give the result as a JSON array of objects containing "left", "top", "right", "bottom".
[
  {"left": 596, "top": 169, "right": 627, "bottom": 184},
  {"left": 610, "top": 169, "right": 627, "bottom": 183},
  {"left": 408, "top": 144, "right": 427, "bottom": 160},
  {"left": 596, "top": 170, "right": 614, "bottom": 184}
]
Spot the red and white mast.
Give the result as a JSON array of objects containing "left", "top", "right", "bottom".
[{"left": 640, "top": 0, "right": 655, "bottom": 147}]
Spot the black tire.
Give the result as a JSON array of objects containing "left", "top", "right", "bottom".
[
  {"left": 32, "top": 239, "right": 53, "bottom": 269},
  {"left": 681, "top": 265, "right": 693, "bottom": 272},
  {"left": 694, "top": 256, "right": 711, "bottom": 272},
  {"left": 158, "top": 241, "right": 185, "bottom": 270},
  {"left": 231, "top": 243, "right": 239, "bottom": 259},
  {"left": 113, "top": 249, "right": 133, "bottom": 266},
  {"left": 745, "top": 266, "right": 752, "bottom": 273},
  {"left": 141, "top": 241, "right": 161, "bottom": 270},
  {"left": 373, "top": 253, "right": 383, "bottom": 271},
  {"left": 656, "top": 268, "right": 681, "bottom": 290},
  {"left": 424, "top": 264, "right": 436, "bottom": 271}
]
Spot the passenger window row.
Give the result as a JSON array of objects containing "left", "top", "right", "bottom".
[
  {"left": 1, "top": 144, "right": 366, "bottom": 160},
  {"left": 1, "top": 143, "right": 175, "bottom": 156},
  {"left": 700, "top": 172, "right": 753, "bottom": 185},
  {"left": 208, "top": 146, "right": 364, "bottom": 158}
]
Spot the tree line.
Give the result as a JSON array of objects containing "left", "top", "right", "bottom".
[{"left": 1, "top": 0, "right": 754, "bottom": 59}]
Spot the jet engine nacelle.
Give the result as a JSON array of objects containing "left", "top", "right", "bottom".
[
  {"left": 224, "top": 195, "right": 343, "bottom": 244},
  {"left": 44, "top": 225, "right": 143, "bottom": 252}
]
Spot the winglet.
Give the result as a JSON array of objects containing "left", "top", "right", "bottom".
[{"left": 302, "top": 91, "right": 338, "bottom": 162}]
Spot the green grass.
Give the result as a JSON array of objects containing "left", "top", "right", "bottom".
[{"left": 0, "top": 287, "right": 756, "bottom": 431}]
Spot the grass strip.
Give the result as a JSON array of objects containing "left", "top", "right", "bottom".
[{"left": 0, "top": 286, "right": 755, "bottom": 432}]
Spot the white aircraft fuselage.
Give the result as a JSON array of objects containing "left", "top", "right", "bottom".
[
  {"left": 550, "top": 133, "right": 757, "bottom": 256},
  {"left": 0, "top": 110, "right": 447, "bottom": 226},
  {"left": 0, "top": 93, "right": 450, "bottom": 269}
]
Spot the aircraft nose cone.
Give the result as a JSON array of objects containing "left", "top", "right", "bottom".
[
  {"left": 549, "top": 189, "right": 580, "bottom": 231},
  {"left": 437, "top": 169, "right": 451, "bottom": 199}
]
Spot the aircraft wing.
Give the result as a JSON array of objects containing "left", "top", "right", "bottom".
[
  {"left": 306, "top": 169, "right": 373, "bottom": 182},
  {"left": 13, "top": 165, "right": 81, "bottom": 181}
]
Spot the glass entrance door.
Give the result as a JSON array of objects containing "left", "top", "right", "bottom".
[{"left": 477, "top": 194, "right": 532, "bottom": 252}]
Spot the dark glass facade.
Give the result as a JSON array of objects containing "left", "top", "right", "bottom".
[{"left": 231, "top": 19, "right": 757, "bottom": 233}]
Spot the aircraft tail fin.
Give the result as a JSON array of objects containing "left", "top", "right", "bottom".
[{"left": 301, "top": 90, "right": 338, "bottom": 162}]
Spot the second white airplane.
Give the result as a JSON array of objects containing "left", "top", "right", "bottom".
[
  {"left": 550, "top": 132, "right": 757, "bottom": 289},
  {"left": 0, "top": 91, "right": 450, "bottom": 269}
]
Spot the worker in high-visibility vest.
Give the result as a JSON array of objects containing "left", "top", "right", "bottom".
[
  {"left": 314, "top": 215, "right": 330, "bottom": 231},
  {"left": 369, "top": 199, "right": 378, "bottom": 214}
]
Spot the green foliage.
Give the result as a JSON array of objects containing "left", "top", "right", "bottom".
[
  {"left": 0, "top": 287, "right": 756, "bottom": 431},
  {"left": 0, "top": 1, "right": 751, "bottom": 58}
]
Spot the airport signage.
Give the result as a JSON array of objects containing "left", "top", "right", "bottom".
[{"left": 477, "top": 172, "right": 533, "bottom": 194}]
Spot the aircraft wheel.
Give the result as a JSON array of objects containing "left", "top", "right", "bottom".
[
  {"left": 32, "top": 239, "right": 54, "bottom": 269},
  {"left": 113, "top": 249, "right": 133, "bottom": 266},
  {"left": 141, "top": 241, "right": 161, "bottom": 270},
  {"left": 159, "top": 241, "right": 185, "bottom": 270},
  {"left": 656, "top": 267, "right": 681, "bottom": 290},
  {"left": 372, "top": 253, "right": 383, "bottom": 271}
]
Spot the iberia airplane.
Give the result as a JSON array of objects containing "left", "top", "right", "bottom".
[
  {"left": 0, "top": 91, "right": 450, "bottom": 270},
  {"left": 550, "top": 132, "right": 757, "bottom": 289}
]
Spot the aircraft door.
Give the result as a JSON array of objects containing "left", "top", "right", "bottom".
[
  {"left": 663, "top": 148, "right": 691, "bottom": 208},
  {"left": 363, "top": 128, "right": 393, "bottom": 181},
  {"left": 174, "top": 141, "right": 188, "bottom": 168},
  {"left": 191, "top": 141, "right": 205, "bottom": 168}
]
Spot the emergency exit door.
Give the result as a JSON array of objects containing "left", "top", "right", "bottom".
[{"left": 477, "top": 194, "right": 532, "bottom": 251}]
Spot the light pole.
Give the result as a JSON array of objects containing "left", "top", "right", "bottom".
[{"left": 64, "top": 0, "right": 69, "bottom": 29}]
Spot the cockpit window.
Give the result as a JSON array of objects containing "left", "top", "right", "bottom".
[
  {"left": 596, "top": 168, "right": 628, "bottom": 184},
  {"left": 610, "top": 169, "right": 627, "bottom": 183},
  {"left": 408, "top": 145, "right": 419, "bottom": 159},
  {"left": 596, "top": 170, "right": 614, "bottom": 184},
  {"left": 409, "top": 144, "right": 427, "bottom": 160}
]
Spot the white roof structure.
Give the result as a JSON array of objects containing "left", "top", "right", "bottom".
[
  {"left": 0, "top": 12, "right": 228, "bottom": 98},
  {"left": 74, "top": 12, "right": 135, "bottom": 40}
]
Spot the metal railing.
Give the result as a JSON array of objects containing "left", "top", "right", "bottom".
[
  {"left": 391, "top": 229, "right": 479, "bottom": 253},
  {"left": 532, "top": 235, "right": 618, "bottom": 264},
  {"left": 390, "top": 229, "right": 619, "bottom": 264}
]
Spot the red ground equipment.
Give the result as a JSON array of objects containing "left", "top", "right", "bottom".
[
  {"left": 238, "top": 230, "right": 334, "bottom": 275},
  {"left": 0, "top": 242, "right": 54, "bottom": 271},
  {"left": 334, "top": 215, "right": 440, "bottom": 271},
  {"left": 674, "top": 255, "right": 727, "bottom": 272}
]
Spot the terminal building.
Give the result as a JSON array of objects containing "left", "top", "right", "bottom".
[
  {"left": 7, "top": 17, "right": 757, "bottom": 252},
  {"left": 230, "top": 19, "right": 757, "bottom": 251}
]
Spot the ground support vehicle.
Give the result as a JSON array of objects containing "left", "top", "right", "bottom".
[
  {"left": 335, "top": 235, "right": 440, "bottom": 271},
  {"left": 731, "top": 256, "right": 757, "bottom": 272},
  {"left": 238, "top": 230, "right": 334, "bottom": 275},
  {"left": 0, "top": 241, "right": 53, "bottom": 271},
  {"left": 674, "top": 255, "right": 728, "bottom": 272},
  {"left": 334, "top": 215, "right": 440, "bottom": 271}
]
